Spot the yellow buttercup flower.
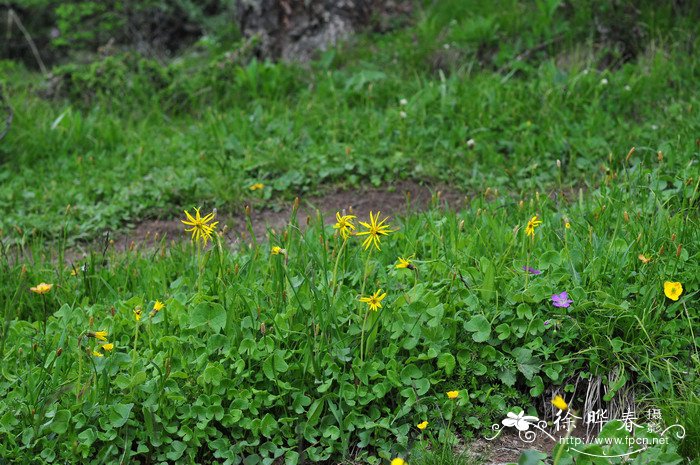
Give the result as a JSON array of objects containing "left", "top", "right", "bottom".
[
  {"left": 92, "top": 350, "right": 104, "bottom": 357},
  {"left": 333, "top": 212, "right": 356, "bottom": 240},
  {"left": 390, "top": 459, "right": 406, "bottom": 465},
  {"left": 551, "top": 395, "right": 568, "bottom": 411},
  {"left": 357, "top": 211, "right": 394, "bottom": 251},
  {"left": 101, "top": 343, "right": 114, "bottom": 351},
  {"left": 525, "top": 215, "right": 542, "bottom": 238},
  {"left": 663, "top": 281, "right": 683, "bottom": 301},
  {"left": 91, "top": 331, "right": 108, "bottom": 341},
  {"left": 249, "top": 183, "right": 264, "bottom": 191},
  {"left": 395, "top": 256, "right": 415, "bottom": 270},
  {"left": 565, "top": 221, "right": 571, "bottom": 229},
  {"left": 133, "top": 306, "right": 142, "bottom": 322},
  {"left": 30, "top": 282, "right": 53, "bottom": 294},
  {"left": 417, "top": 421, "right": 428, "bottom": 430},
  {"left": 181, "top": 207, "right": 218, "bottom": 245},
  {"left": 447, "top": 390, "right": 459, "bottom": 399},
  {"left": 271, "top": 246, "right": 287, "bottom": 256},
  {"left": 359, "top": 289, "right": 387, "bottom": 312}
]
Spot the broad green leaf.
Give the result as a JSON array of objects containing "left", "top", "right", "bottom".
[
  {"left": 437, "top": 353, "right": 456, "bottom": 375},
  {"left": 189, "top": 302, "right": 227, "bottom": 333},
  {"left": 109, "top": 403, "right": 133, "bottom": 428},
  {"left": 464, "top": 315, "right": 491, "bottom": 342},
  {"left": 517, "top": 449, "right": 547, "bottom": 465},
  {"left": 50, "top": 409, "right": 71, "bottom": 434}
]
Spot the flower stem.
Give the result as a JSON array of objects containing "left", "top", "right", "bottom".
[{"left": 330, "top": 237, "right": 348, "bottom": 296}]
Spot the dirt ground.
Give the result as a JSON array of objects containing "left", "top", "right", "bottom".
[{"left": 67, "top": 180, "right": 469, "bottom": 261}]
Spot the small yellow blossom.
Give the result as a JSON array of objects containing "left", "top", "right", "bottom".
[
  {"left": 249, "top": 183, "right": 264, "bottom": 191},
  {"left": 357, "top": 211, "right": 395, "bottom": 251},
  {"left": 447, "top": 390, "right": 459, "bottom": 399},
  {"left": 91, "top": 331, "right": 108, "bottom": 341},
  {"left": 395, "top": 256, "right": 415, "bottom": 270},
  {"left": 417, "top": 421, "right": 428, "bottom": 430},
  {"left": 390, "top": 459, "right": 406, "bottom": 465},
  {"left": 153, "top": 300, "right": 164, "bottom": 312},
  {"left": 663, "top": 281, "right": 683, "bottom": 301},
  {"left": 565, "top": 221, "right": 571, "bottom": 229},
  {"left": 92, "top": 350, "right": 104, "bottom": 357},
  {"left": 101, "top": 343, "right": 114, "bottom": 351},
  {"left": 30, "top": 283, "right": 53, "bottom": 294},
  {"left": 359, "top": 289, "right": 387, "bottom": 312},
  {"left": 271, "top": 246, "right": 287, "bottom": 256},
  {"left": 333, "top": 212, "right": 356, "bottom": 240},
  {"left": 134, "top": 306, "right": 142, "bottom": 322},
  {"left": 551, "top": 395, "right": 568, "bottom": 411},
  {"left": 524, "top": 215, "right": 542, "bottom": 238},
  {"left": 181, "top": 207, "right": 218, "bottom": 245},
  {"left": 638, "top": 254, "right": 651, "bottom": 264}
]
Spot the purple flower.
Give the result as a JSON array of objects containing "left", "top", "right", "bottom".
[
  {"left": 551, "top": 292, "right": 573, "bottom": 308},
  {"left": 522, "top": 266, "right": 542, "bottom": 275}
]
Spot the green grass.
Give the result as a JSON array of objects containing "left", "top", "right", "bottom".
[
  {"left": 0, "top": 161, "right": 697, "bottom": 463},
  {"left": 1, "top": 0, "right": 699, "bottom": 243},
  {"left": 0, "top": 1, "right": 699, "bottom": 463}
]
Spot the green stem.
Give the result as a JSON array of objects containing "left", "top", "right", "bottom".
[
  {"left": 41, "top": 295, "right": 48, "bottom": 336},
  {"left": 330, "top": 237, "right": 348, "bottom": 296},
  {"left": 360, "top": 307, "right": 369, "bottom": 362}
]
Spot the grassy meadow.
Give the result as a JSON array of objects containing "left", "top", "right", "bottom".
[{"left": 0, "top": 1, "right": 698, "bottom": 464}]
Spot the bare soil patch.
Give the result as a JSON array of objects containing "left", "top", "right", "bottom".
[{"left": 67, "top": 180, "right": 467, "bottom": 261}]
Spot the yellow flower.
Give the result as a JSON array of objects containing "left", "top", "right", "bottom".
[
  {"left": 638, "top": 254, "right": 651, "bottom": 264},
  {"left": 417, "top": 421, "right": 428, "bottom": 430},
  {"left": 333, "top": 212, "right": 356, "bottom": 240},
  {"left": 91, "top": 331, "right": 108, "bottom": 341},
  {"left": 134, "top": 306, "right": 142, "bottom": 322},
  {"left": 395, "top": 256, "right": 415, "bottom": 270},
  {"left": 663, "top": 281, "right": 683, "bottom": 301},
  {"left": 524, "top": 215, "right": 543, "bottom": 238},
  {"left": 30, "top": 282, "right": 53, "bottom": 294},
  {"left": 447, "top": 390, "right": 459, "bottom": 399},
  {"left": 551, "top": 395, "right": 568, "bottom": 411},
  {"left": 359, "top": 289, "right": 387, "bottom": 312},
  {"left": 357, "top": 211, "right": 395, "bottom": 251},
  {"left": 181, "top": 207, "right": 218, "bottom": 245},
  {"left": 271, "top": 246, "right": 287, "bottom": 256},
  {"left": 565, "top": 221, "right": 571, "bottom": 229},
  {"left": 92, "top": 350, "right": 104, "bottom": 357},
  {"left": 249, "top": 183, "right": 264, "bottom": 191},
  {"left": 153, "top": 300, "right": 165, "bottom": 312},
  {"left": 101, "top": 343, "right": 114, "bottom": 351},
  {"left": 390, "top": 459, "right": 406, "bottom": 465}
]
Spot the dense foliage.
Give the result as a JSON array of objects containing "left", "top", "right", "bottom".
[
  {"left": 0, "top": 166, "right": 697, "bottom": 463},
  {"left": 0, "top": 1, "right": 698, "bottom": 464}
]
